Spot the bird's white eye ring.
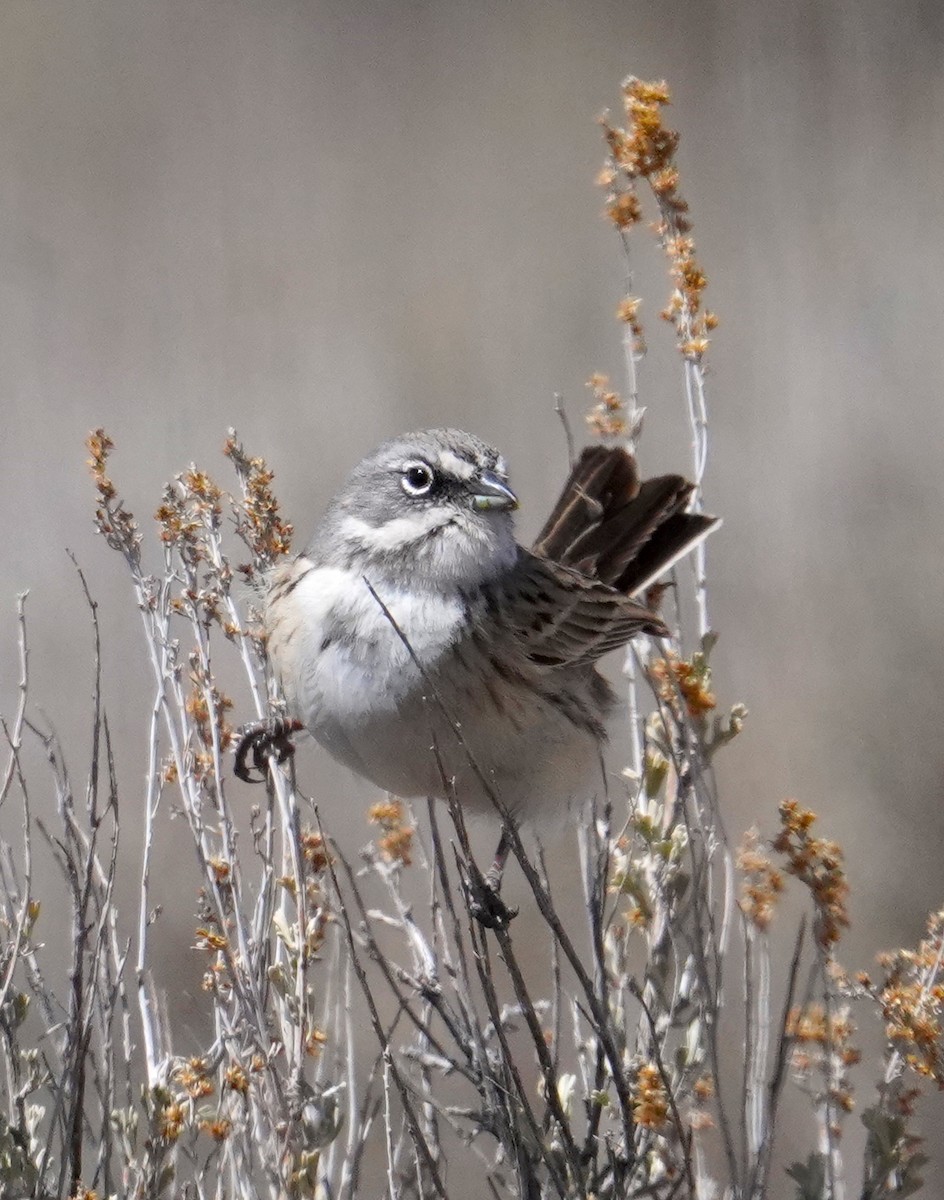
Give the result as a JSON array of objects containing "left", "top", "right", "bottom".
[{"left": 401, "top": 462, "right": 435, "bottom": 497}]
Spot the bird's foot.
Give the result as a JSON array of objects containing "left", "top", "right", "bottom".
[
  {"left": 464, "top": 861, "right": 518, "bottom": 929},
  {"left": 234, "top": 717, "right": 303, "bottom": 782}
]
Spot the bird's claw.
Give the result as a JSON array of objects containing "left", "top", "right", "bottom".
[
  {"left": 234, "top": 717, "right": 303, "bottom": 782},
  {"left": 464, "top": 863, "right": 518, "bottom": 929}
]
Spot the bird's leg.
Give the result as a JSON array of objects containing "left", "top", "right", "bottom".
[
  {"left": 467, "top": 825, "right": 518, "bottom": 929},
  {"left": 234, "top": 716, "right": 303, "bottom": 782},
  {"left": 484, "top": 827, "right": 511, "bottom": 892}
]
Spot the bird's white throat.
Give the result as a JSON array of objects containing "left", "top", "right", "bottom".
[{"left": 336, "top": 509, "right": 518, "bottom": 589}]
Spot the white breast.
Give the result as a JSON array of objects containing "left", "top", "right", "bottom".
[{"left": 267, "top": 561, "right": 464, "bottom": 729}]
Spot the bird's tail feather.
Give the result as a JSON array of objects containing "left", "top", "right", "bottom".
[{"left": 532, "top": 445, "right": 720, "bottom": 597}]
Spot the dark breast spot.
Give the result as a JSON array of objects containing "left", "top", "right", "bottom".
[
  {"left": 482, "top": 588, "right": 500, "bottom": 619},
  {"left": 278, "top": 564, "right": 315, "bottom": 598}
]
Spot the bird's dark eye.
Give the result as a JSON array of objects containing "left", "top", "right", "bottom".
[{"left": 401, "top": 462, "right": 436, "bottom": 497}]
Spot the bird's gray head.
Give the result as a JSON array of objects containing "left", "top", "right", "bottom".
[{"left": 311, "top": 429, "right": 520, "bottom": 588}]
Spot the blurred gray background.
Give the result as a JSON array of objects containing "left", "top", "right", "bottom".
[{"left": 2, "top": 0, "right": 943, "bottom": 1192}]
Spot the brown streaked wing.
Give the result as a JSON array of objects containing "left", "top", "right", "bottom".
[{"left": 498, "top": 550, "right": 668, "bottom": 670}]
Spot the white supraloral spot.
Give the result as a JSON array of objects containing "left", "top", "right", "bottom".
[{"left": 436, "top": 449, "right": 478, "bottom": 481}]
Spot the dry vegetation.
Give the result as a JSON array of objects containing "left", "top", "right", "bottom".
[{"left": 1, "top": 77, "right": 942, "bottom": 1200}]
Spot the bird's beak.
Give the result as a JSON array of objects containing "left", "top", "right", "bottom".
[{"left": 471, "top": 471, "right": 518, "bottom": 512}]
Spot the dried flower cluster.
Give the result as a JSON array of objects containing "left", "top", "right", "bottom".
[
  {"left": 786, "top": 1004, "right": 860, "bottom": 1133},
  {"left": 299, "top": 827, "right": 332, "bottom": 874},
  {"left": 87, "top": 428, "right": 142, "bottom": 564},
  {"left": 871, "top": 909, "right": 944, "bottom": 1085},
  {"left": 585, "top": 371, "right": 628, "bottom": 440},
  {"left": 615, "top": 293, "right": 646, "bottom": 355},
  {"left": 737, "top": 827, "right": 785, "bottom": 931},
  {"left": 155, "top": 467, "right": 223, "bottom": 553},
  {"left": 648, "top": 649, "right": 717, "bottom": 720},
  {"left": 688, "top": 1075, "right": 715, "bottom": 1133},
  {"left": 368, "top": 799, "right": 415, "bottom": 866},
  {"left": 774, "top": 799, "right": 850, "bottom": 950},
  {"left": 597, "top": 77, "right": 717, "bottom": 365},
  {"left": 130, "top": 1053, "right": 260, "bottom": 1154},
  {"left": 185, "top": 673, "right": 236, "bottom": 777},
  {"left": 224, "top": 431, "right": 294, "bottom": 577},
  {"left": 727, "top": 800, "right": 944, "bottom": 1192},
  {"left": 632, "top": 1061, "right": 670, "bottom": 1129}
]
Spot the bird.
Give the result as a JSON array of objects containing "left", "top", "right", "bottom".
[{"left": 236, "top": 428, "right": 719, "bottom": 901}]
